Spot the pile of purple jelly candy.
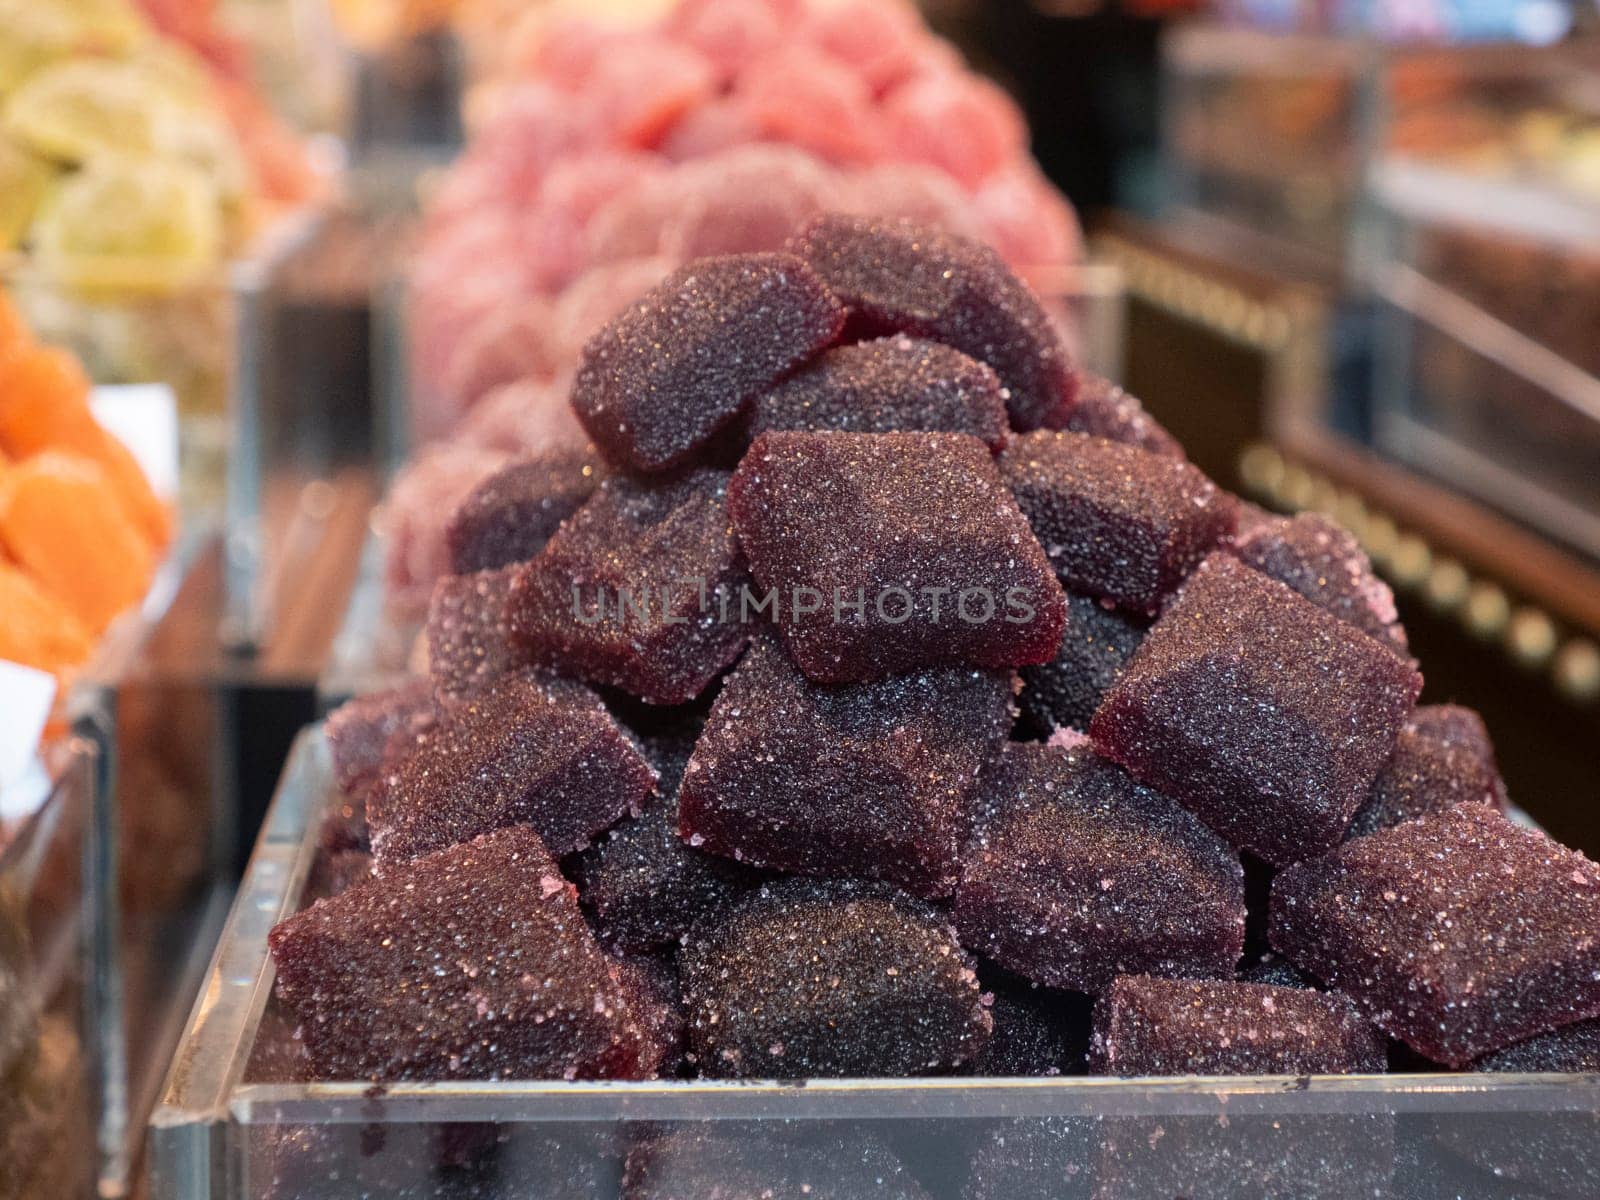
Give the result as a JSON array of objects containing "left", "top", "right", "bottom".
[{"left": 271, "top": 214, "right": 1600, "bottom": 1089}]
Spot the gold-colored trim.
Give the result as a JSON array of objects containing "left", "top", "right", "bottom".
[{"left": 1237, "top": 441, "right": 1598, "bottom": 706}]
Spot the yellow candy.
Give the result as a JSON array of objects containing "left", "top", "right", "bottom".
[
  {"left": 0, "top": 133, "right": 55, "bottom": 251},
  {"left": 3, "top": 59, "right": 175, "bottom": 165},
  {"left": 0, "top": 4, "right": 80, "bottom": 98},
  {"left": 31, "top": 156, "right": 223, "bottom": 294}
]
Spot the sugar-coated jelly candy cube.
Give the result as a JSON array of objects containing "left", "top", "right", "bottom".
[
  {"left": 679, "top": 635, "right": 1013, "bottom": 898},
  {"left": 323, "top": 681, "right": 436, "bottom": 794},
  {"left": 681, "top": 878, "right": 991, "bottom": 1077},
  {"left": 570, "top": 252, "right": 844, "bottom": 473},
  {"left": 424, "top": 566, "right": 520, "bottom": 700},
  {"left": 1238, "top": 953, "right": 1315, "bottom": 990},
  {"left": 728, "top": 430, "right": 1067, "bottom": 683},
  {"left": 971, "top": 964, "right": 1092, "bottom": 1077},
  {"left": 1346, "top": 704, "right": 1507, "bottom": 840},
  {"left": 625, "top": 1126, "right": 930, "bottom": 1200},
  {"left": 1233, "top": 512, "right": 1407, "bottom": 655},
  {"left": 998, "top": 430, "right": 1236, "bottom": 613},
  {"left": 612, "top": 952, "right": 687, "bottom": 1075},
  {"left": 1052, "top": 370, "right": 1183, "bottom": 459},
  {"left": 445, "top": 449, "right": 603, "bottom": 575},
  {"left": 747, "top": 334, "right": 1009, "bottom": 448},
  {"left": 578, "top": 739, "right": 759, "bottom": 952},
  {"left": 1089, "top": 975, "right": 1385, "bottom": 1077},
  {"left": 1018, "top": 592, "right": 1147, "bottom": 734},
  {"left": 1269, "top": 804, "right": 1600, "bottom": 1066},
  {"left": 954, "top": 743, "right": 1244, "bottom": 992},
  {"left": 1475, "top": 1018, "right": 1600, "bottom": 1073},
  {"left": 267, "top": 827, "right": 663, "bottom": 1082},
  {"left": 1091, "top": 554, "right": 1422, "bottom": 866},
  {"left": 305, "top": 848, "right": 373, "bottom": 902},
  {"left": 790, "top": 214, "right": 1073, "bottom": 430},
  {"left": 367, "top": 671, "right": 655, "bottom": 865},
  {"left": 509, "top": 470, "right": 752, "bottom": 704}
]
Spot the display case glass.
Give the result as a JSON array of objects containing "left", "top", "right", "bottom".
[{"left": 150, "top": 729, "right": 1600, "bottom": 1200}]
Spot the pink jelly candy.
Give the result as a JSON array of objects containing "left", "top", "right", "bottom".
[
  {"left": 998, "top": 430, "right": 1236, "bottom": 614},
  {"left": 678, "top": 635, "right": 1014, "bottom": 898},
  {"left": 1346, "top": 704, "right": 1507, "bottom": 840},
  {"left": 1233, "top": 512, "right": 1408, "bottom": 655},
  {"left": 1091, "top": 554, "right": 1423, "bottom": 866},
  {"left": 728, "top": 430, "right": 1067, "bottom": 683},
  {"left": 571, "top": 253, "right": 845, "bottom": 473},
  {"left": 1052, "top": 370, "right": 1183, "bottom": 459},
  {"left": 746, "top": 334, "right": 1009, "bottom": 449},
  {"left": 445, "top": 449, "right": 604, "bottom": 575},
  {"left": 1270, "top": 804, "right": 1600, "bottom": 1066},
  {"left": 881, "top": 70, "right": 1027, "bottom": 188},
  {"left": 1090, "top": 975, "right": 1385, "bottom": 1077},
  {"left": 789, "top": 215, "right": 1074, "bottom": 430},
  {"left": 268, "top": 826, "right": 664, "bottom": 1081},
  {"left": 680, "top": 878, "right": 991, "bottom": 1078},
  {"left": 366, "top": 672, "right": 655, "bottom": 865},
  {"left": 954, "top": 743, "right": 1245, "bottom": 992},
  {"left": 508, "top": 470, "right": 752, "bottom": 705},
  {"left": 1018, "top": 592, "right": 1147, "bottom": 734}
]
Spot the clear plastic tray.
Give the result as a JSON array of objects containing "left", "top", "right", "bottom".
[
  {"left": 0, "top": 737, "right": 101, "bottom": 1199},
  {"left": 150, "top": 729, "right": 1600, "bottom": 1200}
]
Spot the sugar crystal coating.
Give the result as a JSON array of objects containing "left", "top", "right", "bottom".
[
  {"left": 625, "top": 1127, "right": 930, "bottom": 1200},
  {"left": 679, "top": 634, "right": 1014, "bottom": 897},
  {"left": 425, "top": 566, "right": 521, "bottom": 700},
  {"left": 680, "top": 878, "right": 991, "bottom": 1077},
  {"left": 445, "top": 449, "right": 604, "bottom": 575},
  {"left": 1091, "top": 553, "right": 1423, "bottom": 866},
  {"left": 790, "top": 214, "right": 1073, "bottom": 430},
  {"left": 1052, "top": 370, "right": 1183, "bottom": 459},
  {"left": 509, "top": 470, "right": 752, "bottom": 704},
  {"left": 728, "top": 430, "right": 1067, "bottom": 683},
  {"left": 1270, "top": 804, "right": 1600, "bottom": 1066},
  {"left": 1089, "top": 975, "right": 1385, "bottom": 1076},
  {"left": 955, "top": 743, "right": 1244, "bottom": 992},
  {"left": 1239, "top": 953, "right": 1315, "bottom": 990},
  {"left": 1018, "top": 591, "right": 1147, "bottom": 734},
  {"left": 323, "top": 680, "right": 435, "bottom": 794},
  {"left": 612, "top": 952, "right": 687, "bottom": 1075},
  {"left": 1346, "top": 704, "right": 1508, "bottom": 839},
  {"left": 972, "top": 964, "right": 1092, "bottom": 1077},
  {"left": 367, "top": 671, "right": 655, "bottom": 865},
  {"left": 1474, "top": 1017, "right": 1600, "bottom": 1073},
  {"left": 1233, "top": 512, "right": 1408, "bottom": 655},
  {"left": 578, "top": 714, "right": 759, "bottom": 953},
  {"left": 570, "top": 252, "right": 845, "bottom": 472},
  {"left": 998, "top": 430, "right": 1236, "bottom": 613},
  {"left": 268, "top": 826, "right": 661, "bottom": 1081},
  {"left": 746, "top": 334, "right": 1008, "bottom": 449}
]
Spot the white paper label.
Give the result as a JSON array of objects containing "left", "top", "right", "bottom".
[
  {"left": 90, "top": 383, "right": 180, "bottom": 501},
  {"left": 0, "top": 660, "right": 56, "bottom": 816}
]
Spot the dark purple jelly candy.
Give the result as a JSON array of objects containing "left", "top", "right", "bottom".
[
  {"left": 678, "top": 635, "right": 1014, "bottom": 898},
  {"left": 571, "top": 252, "right": 845, "bottom": 473},
  {"left": 305, "top": 848, "right": 373, "bottom": 902},
  {"left": 680, "top": 878, "right": 991, "bottom": 1078},
  {"left": 1018, "top": 592, "right": 1146, "bottom": 734},
  {"left": 1476, "top": 1018, "right": 1600, "bottom": 1073},
  {"left": 728, "top": 430, "right": 1067, "bottom": 683},
  {"left": 445, "top": 448, "right": 604, "bottom": 575},
  {"left": 1239, "top": 953, "right": 1315, "bottom": 990},
  {"left": 323, "top": 680, "right": 434, "bottom": 794},
  {"left": 509, "top": 469, "right": 752, "bottom": 704},
  {"left": 624, "top": 1127, "right": 930, "bottom": 1200},
  {"left": 790, "top": 214, "right": 1073, "bottom": 430},
  {"left": 1270, "top": 804, "right": 1600, "bottom": 1066},
  {"left": 1233, "top": 512, "right": 1408, "bottom": 655},
  {"left": 267, "top": 826, "right": 663, "bottom": 1081},
  {"left": 1347, "top": 704, "right": 1507, "bottom": 840},
  {"left": 1091, "top": 553, "right": 1423, "bottom": 866},
  {"left": 1052, "top": 370, "right": 1183, "bottom": 459},
  {"left": 367, "top": 671, "right": 655, "bottom": 865},
  {"left": 955, "top": 743, "right": 1244, "bottom": 992},
  {"left": 998, "top": 430, "right": 1236, "bottom": 613},
  {"left": 1089, "top": 974, "right": 1385, "bottom": 1077},
  {"left": 966, "top": 1120, "right": 1096, "bottom": 1200},
  {"left": 578, "top": 793, "right": 757, "bottom": 953},
  {"left": 972, "top": 965, "right": 1092, "bottom": 1077},
  {"left": 747, "top": 334, "right": 1009, "bottom": 449},
  {"left": 425, "top": 566, "right": 520, "bottom": 700},
  {"left": 612, "top": 953, "right": 687, "bottom": 1075}
]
